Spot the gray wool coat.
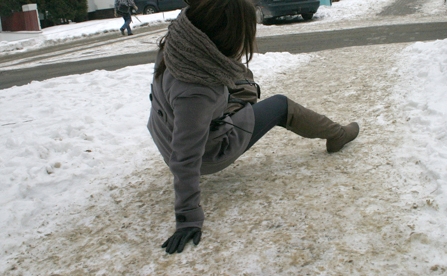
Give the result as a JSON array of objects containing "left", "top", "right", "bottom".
[{"left": 147, "top": 53, "right": 255, "bottom": 230}]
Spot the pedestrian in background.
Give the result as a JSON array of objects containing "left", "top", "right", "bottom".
[{"left": 115, "top": 0, "right": 138, "bottom": 36}]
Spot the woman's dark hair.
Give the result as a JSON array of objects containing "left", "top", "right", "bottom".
[{"left": 155, "top": 0, "right": 257, "bottom": 78}]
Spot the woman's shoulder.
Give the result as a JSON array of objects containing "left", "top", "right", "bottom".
[{"left": 162, "top": 69, "right": 226, "bottom": 98}]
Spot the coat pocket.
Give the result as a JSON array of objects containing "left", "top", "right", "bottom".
[{"left": 209, "top": 114, "right": 233, "bottom": 139}]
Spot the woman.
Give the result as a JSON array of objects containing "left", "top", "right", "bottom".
[{"left": 147, "top": 0, "right": 359, "bottom": 254}]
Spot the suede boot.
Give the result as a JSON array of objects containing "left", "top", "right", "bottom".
[{"left": 286, "top": 98, "right": 359, "bottom": 153}]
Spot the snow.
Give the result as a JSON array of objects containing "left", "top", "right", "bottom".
[
  {"left": 0, "top": 10, "right": 179, "bottom": 50},
  {"left": 1, "top": 0, "right": 447, "bottom": 274}
]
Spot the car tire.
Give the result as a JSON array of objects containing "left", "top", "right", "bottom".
[
  {"left": 301, "top": 13, "right": 314, "bottom": 20},
  {"left": 256, "top": 6, "right": 274, "bottom": 25},
  {"left": 144, "top": 5, "right": 157, "bottom": 14},
  {"left": 256, "top": 6, "right": 265, "bottom": 24}
]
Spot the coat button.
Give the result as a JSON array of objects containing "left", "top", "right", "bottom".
[{"left": 157, "top": 110, "right": 163, "bottom": 117}]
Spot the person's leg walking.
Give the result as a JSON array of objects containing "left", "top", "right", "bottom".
[
  {"left": 124, "top": 14, "right": 133, "bottom": 35},
  {"left": 120, "top": 16, "right": 126, "bottom": 32},
  {"left": 120, "top": 16, "right": 127, "bottom": 35},
  {"left": 121, "top": 14, "right": 132, "bottom": 35}
]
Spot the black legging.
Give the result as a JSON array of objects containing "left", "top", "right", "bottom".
[{"left": 245, "top": 94, "right": 288, "bottom": 151}]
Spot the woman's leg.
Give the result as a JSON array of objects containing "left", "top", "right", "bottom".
[
  {"left": 245, "top": 94, "right": 288, "bottom": 151},
  {"left": 245, "top": 95, "right": 359, "bottom": 153},
  {"left": 285, "top": 98, "right": 359, "bottom": 153}
]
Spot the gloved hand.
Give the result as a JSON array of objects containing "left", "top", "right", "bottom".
[{"left": 162, "top": 227, "right": 202, "bottom": 254}]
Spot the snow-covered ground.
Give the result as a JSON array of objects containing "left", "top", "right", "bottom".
[{"left": 0, "top": 0, "right": 447, "bottom": 274}]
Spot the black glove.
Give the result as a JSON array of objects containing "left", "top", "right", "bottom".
[{"left": 162, "top": 227, "right": 202, "bottom": 254}]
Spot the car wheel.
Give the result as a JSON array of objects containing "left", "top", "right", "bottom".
[
  {"left": 256, "top": 6, "right": 265, "bottom": 24},
  {"left": 256, "top": 6, "right": 275, "bottom": 25},
  {"left": 144, "top": 5, "right": 157, "bottom": 14},
  {"left": 301, "top": 13, "right": 314, "bottom": 20}
]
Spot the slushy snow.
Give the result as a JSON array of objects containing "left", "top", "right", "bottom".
[{"left": 1, "top": 0, "right": 447, "bottom": 274}]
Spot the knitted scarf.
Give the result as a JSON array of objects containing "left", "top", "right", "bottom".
[{"left": 163, "top": 8, "right": 247, "bottom": 89}]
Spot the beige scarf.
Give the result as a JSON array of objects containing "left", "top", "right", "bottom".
[{"left": 163, "top": 8, "right": 247, "bottom": 89}]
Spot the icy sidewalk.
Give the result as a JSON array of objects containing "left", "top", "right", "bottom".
[{"left": 2, "top": 42, "right": 446, "bottom": 275}]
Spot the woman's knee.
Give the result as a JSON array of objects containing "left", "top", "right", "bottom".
[
  {"left": 269, "top": 94, "right": 288, "bottom": 107},
  {"left": 269, "top": 94, "right": 288, "bottom": 127}
]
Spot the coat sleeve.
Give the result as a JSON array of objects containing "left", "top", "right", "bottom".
[{"left": 169, "top": 89, "right": 218, "bottom": 229}]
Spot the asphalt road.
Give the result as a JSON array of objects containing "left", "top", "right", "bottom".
[{"left": 1, "top": 21, "right": 447, "bottom": 90}]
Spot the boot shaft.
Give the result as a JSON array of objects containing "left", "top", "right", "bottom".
[{"left": 285, "top": 98, "right": 359, "bottom": 152}]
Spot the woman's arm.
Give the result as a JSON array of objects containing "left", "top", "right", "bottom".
[{"left": 162, "top": 90, "right": 218, "bottom": 254}]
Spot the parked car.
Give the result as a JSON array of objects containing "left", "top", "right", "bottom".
[
  {"left": 253, "top": 0, "right": 320, "bottom": 25},
  {"left": 134, "top": 0, "right": 187, "bottom": 15}
]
